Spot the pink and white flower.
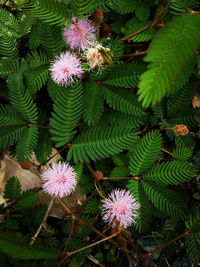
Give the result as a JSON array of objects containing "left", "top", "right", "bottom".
[
  {"left": 101, "top": 189, "right": 140, "bottom": 228},
  {"left": 41, "top": 162, "right": 77, "bottom": 198},
  {"left": 64, "top": 17, "right": 96, "bottom": 51},
  {"left": 50, "top": 52, "right": 83, "bottom": 86}
]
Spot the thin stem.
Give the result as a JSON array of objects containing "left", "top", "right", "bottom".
[
  {"left": 63, "top": 230, "right": 122, "bottom": 257},
  {"left": 121, "top": 50, "right": 147, "bottom": 58},
  {"left": 56, "top": 197, "right": 132, "bottom": 256},
  {"left": 30, "top": 196, "right": 55, "bottom": 246},
  {"left": 141, "top": 230, "right": 192, "bottom": 259},
  {"left": 98, "top": 176, "right": 141, "bottom": 181},
  {"left": 46, "top": 144, "right": 69, "bottom": 164},
  {"left": 121, "top": 3, "right": 170, "bottom": 41}
]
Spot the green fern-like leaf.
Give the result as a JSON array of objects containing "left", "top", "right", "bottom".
[
  {"left": 0, "top": 105, "right": 25, "bottom": 126},
  {"left": 0, "top": 31, "right": 18, "bottom": 58},
  {"left": 0, "top": 58, "right": 19, "bottom": 78},
  {"left": 0, "top": 236, "right": 59, "bottom": 259},
  {"left": 110, "top": 166, "right": 129, "bottom": 178},
  {"left": 16, "top": 126, "right": 38, "bottom": 162},
  {"left": 100, "top": 110, "right": 145, "bottom": 128},
  {"left": 138, "top": 13, "right": 200, "bottom": 107},
  {"left": 4, "top": 176, "right": 21, "bottom": 202},
  {"left": 104, "top": 86, "right": 146, "bottom": 117},
  {"left": 38, "top": 22, "right": 65, "bottom": 56},
  {"left": 50, "top": 82, "right": 83, "bottom": 147},
  {"left": 85, "top": 199, "right": 99, "bottom": 215},
  {"left": 167, "top": 84, "right": 195, "bottom": 116},
  {"left": 142, "top": 181, "right": 188, "bottom": 218},
  {"left": 25, "top": 66, "right": 49, "bottom": 94},
  {"left": 4, "top": 218, "right": 20, "bottom": 231},
  {"left": 24, "top": 0, "right": 70, "bottom": 26},
  {"left": 185, "top": 234, "right": 200, "bottom": 265},
  {"left": 143, "top": 160, "right": 197, "bottom": 185},
  {"left": 103, "top": 63, "right": 146, "bottom": 88},
  {"left": 67, "top": 126, "right": 139, "bottom": 163},
  {"left": 17, "top": 190, "right": 38, "bottom": 209},
  {"left": 35, "top": 129, "right": 52, "bottom": 164},
  {"left": 8, "top": 73, "right": 38, "bottom": 123},
  {"left": 171, "top": 147, "right": 193, "bottom": 160},
  {"left": 71, "top": 0, "right": 95, "bottom": 17},
  {"left": 169, "top": 108, "right": 200, "bottom": 127},
  {"left": 0, "top": 125, "right": 26, "bottom": 150},
  {"left": 129, "top": 131, "right": 162, "bottom": 176},
  {"left": 115, "top": 0, "right": 137, "bottom": 14},
  {"left": 0, "top": 9, "right": 20, "bottom": 37},
  {"left": 128, "top": 180, "right": 152, "bottom": 233},
  {"left": 83, "top": 81, "right": 104, "bottom": 126}
]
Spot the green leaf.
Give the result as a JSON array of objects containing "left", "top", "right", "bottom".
[
  {"left": 0, "top": 58, "right": 19, "bottom": 78},
  {"left": 83, "top": 81, "right": 104, "bottom": 126},
  {"left": 67, "top": 126, "right": 139, "bottom": 163},
  {"left": 143, "top": 160, "right": 197, "bottom": 185},
  {"left": 35, "top": 129, "right": 52, "bottom": 165},
  {"left": 0, "top": 104, "right": 25, "bottom": 126},
  {"left": 4, "top": 177, "right": 21, "bottom": 202},
  {"left": 138, "top": 13, "right": 200, "bottom": 107},
  {"left": 142, "top": 181, "right": 187, "bottom": 218},
  {"left": 17, "top": 190, "right": 38, "bottom": 209},
  {"left": 129, "top": 131, "right": 162, "bottom": 176},
  {"left": 50, "top": 82, "right": 83, "bottom": 147},
  {"left": 128, "top": 180, "right": 152, "bottom": 233},
  {"left": 16, "top": 126, "right": 38, "bottom": 162},
  {"left": 8, "top": 73, "right": 38, "bottom": 123},
  {"left": 0, "top": 236, "right": 59, "bottom": 259},
  {"left": 0, "top": 125, "right": 26, "bottom": 150},
  {"left": 103, "top": 63, "right": 146, "bottom": 88}
]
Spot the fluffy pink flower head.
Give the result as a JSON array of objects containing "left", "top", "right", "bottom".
[
  {"left": 50, "top": 52, "right": 83, "bottom": 86},
  {"left": 101, "top": 189, "right": 140, "bottom": 228},
  {"left": 41, "top": 162, "right": 77, "bottom": 198},
  {"left": 64, "top": 17, "right": 96, "bottom": 51}
]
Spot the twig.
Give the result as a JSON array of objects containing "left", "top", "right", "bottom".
[
  {"left": 121, "top": 3, "right": 170, "bottom": 41},
  {"left": 98, "top": 176, "right": 141, "bottom": 181},
  {"left": 30, "top": 196, "right": 55, "bottom": 246},
  {"left": 86, "top": 254, "right": 105, "bottom": 267},
  {"left": 141, "top": 230, "right": 192, "bottom": 259},
  {"left": 56, "top": 197, "right": 133, "bottom": 256},
  {"left": 121, "top": 50, "right": 147, "bottom": 58},
  {"left": 63, "top": 230, "right": 122, "bottom": 257}
]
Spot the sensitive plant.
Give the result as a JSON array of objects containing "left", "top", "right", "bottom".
[{"left": 0, "top": 0, "right": 200, "bottom": 266}]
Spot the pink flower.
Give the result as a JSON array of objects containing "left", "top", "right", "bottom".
[
  {"left": 101, "top": 189, "right": 140, "bottom": 228},
  {"left": 41, "top": 162, "right": 77, "bottom": 198},
  {"left": 50, "top": 52, "right": 83, "bottom": 86},
  {"left": 64, "top": 17, "right": 96, "bottom": 51}
]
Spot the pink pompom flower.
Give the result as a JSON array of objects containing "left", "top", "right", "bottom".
[
  {"left": 50, "top": 52, "right": 83, "bottom": 86},
  {"left": 101, "top": 189, "right": 140, "bottom": 228},
  {"left": 41, "top": 162, "right": 77, "bottom": 198},
  {"left": 64, "top": 17, "right": 96, "bottom": 51}
]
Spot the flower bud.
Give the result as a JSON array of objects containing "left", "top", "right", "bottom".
[{"left": 173, "top": 125, "right": 189, "bottom": 136}]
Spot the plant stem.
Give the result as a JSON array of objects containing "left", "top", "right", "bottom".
[
  {"left": 63, "top": 230, "right": 122, "bottom": 257},
  {"left": 30, "top": 196, "right": 55, "bottom": 246},
  {"left": 98, "top": 176, "right": 141, "bottom": 181},
  {"left": 121, "top": 2, "right": 170, "bottom": 41},
  {"left": 141, "top": 230, "right": 192, "bottom": 259},
  {"left": 56, "top": 197, "right": 132, "bottom": 256},
  {"left": 121, "top": 50, "right": 147, "bottom": 58}
]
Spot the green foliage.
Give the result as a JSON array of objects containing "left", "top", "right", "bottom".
[
  {"left": 0, "top": 125, "right": 26, "bottom": 150},
  {"left": 4, "top": 177, "right": 22, "bottom": 202},
  {"left": 104, "top": 86, "right": 146, "bottom": 117},
  {"left": 17, "top": 190, "right": 38, "bottom": 209},
  {"left": 129, "top": 131, "right": 162, "bottom": 175},
  {"left": 50, "top": 82, "right": 83, "bottom": 147},
  {"left": 128, "top": 181, "right": 152, "bottom": 233},
  {"left": 143, "top": 160, "right": 197, "bottom": 185},
  {"left": 83, "top": 81, "right": 104, "bottom": 126},
  {"left": 142, "top": 181, "right": 187, "bottom": 218},
  {"left": 0, "top": 58, "right": 19, "bottom": 78},
  {"left": 85, "top": 198, "right": 100, "bottom": 215},
  {"left": 0, "top": 236, "right": 59, "bottom": 259},
  {"left": 25, "top": 0, "right": 70, "bottom": 26},
  {"left": 16, "top": 126, "right": 38, "bottom": 162},
  {"left": 35, "top": 129, "right": 52, "bottom": 164},
  {"left": 71, "top": 0, "right": 95, "bottom": 17},
  {"left": 103, "top": 63, "right": 145, "bottom": 88},
  {"left": 0, "top": 105, "right": 25, "bottom": 126},
  {"left": 185, "top": 234, "right": 200, "bottom": 265},
  {"left": 8, "top": 73, "right": 38, "bottom": 123},
  {"left": 67, "top": 126, "right": 139, "bottom": 163},
  {"left": 171, "top": 146, "right": 193, "bottom": 160},
  {"left": 138, "top": 13, "right": 200, "bottom": 107}
]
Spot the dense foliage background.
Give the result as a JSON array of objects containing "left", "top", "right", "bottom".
[{"left": 0, "top": 0, "right": 200, "bottom": 266}]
